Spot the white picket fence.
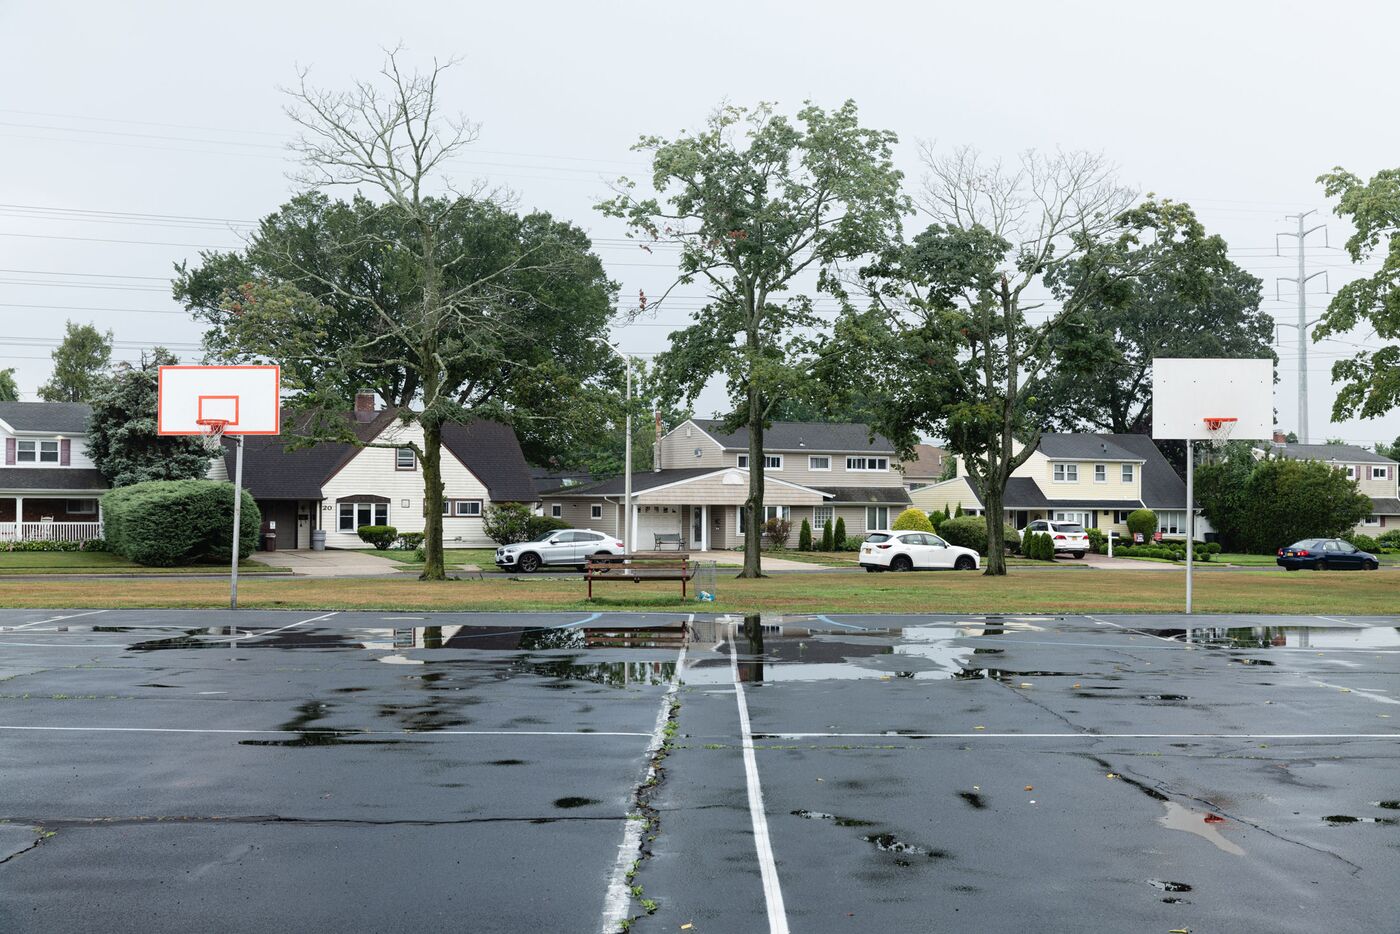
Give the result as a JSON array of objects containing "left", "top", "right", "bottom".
[{"left": 0, "top": 521, "right": 105, "bottom": 543}]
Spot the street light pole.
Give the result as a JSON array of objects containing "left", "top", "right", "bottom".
[{"left": 595, "top": 339, "right": 633, "bottom": 551}]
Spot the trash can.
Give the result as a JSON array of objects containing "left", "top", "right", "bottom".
[
  {"left": 263, "top": 531, "right": 278, "bottom": 552},
  {"left": 311, "top": 529, "right": 326, "bottom": 552}
]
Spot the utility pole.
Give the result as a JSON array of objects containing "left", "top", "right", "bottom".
[{"left": 1275, "top": 211, "right": 1328, "bottom": 444}]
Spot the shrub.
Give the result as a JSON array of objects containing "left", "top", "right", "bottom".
[
  {"left": 821, "top": 519, "right": 834, "bottom": 552},
  {"left": 102, "top": 479, "right": 260, "bottom": 567},
  {"left": 939, "top": 515, "right": 987, "bottom": 554},
  {"left": 763, "top": 517, "right": 792, "bottom": 549},
  {"left": 928, "top": 510, "right": 941, "bottom": 532},
  {"left": 396, "top": 532, "right": 425, "bottom": 551},
  {"left": 412, "top": 546, "right": 426, "bottom": 562},
  {"left": 1085, "top": 528, "right": 1106, "bottom": 554},
  {"left": 1378, "top": 529, "right": 1400, "bottom": 549},
  {"left": 798, "top": 519, "right": 813, "bottom": 551},
  {"left": 483, "top": 503, "right": 533, "bottom": 544},
  {"left": 2, "top": 539, "right": 84, "bottom": 552},
  {"left": 841, "top": 535, "right": 865, "bottom": 551},
  {"left": 1205, "top": 541, "right": 1222, "bottom": 554},
  {"left": 1002, "top": 524, "right": 1021, "bottom": 555},
  {"left": 1031, "top": 531, "right": 1058, "bottom": 560},
  {"left": 892, "top": 507, "right": 934, "bottom": 532},
  {"left": 525, "top": 515, "right": 570, "bottom": 540},
  {"left": 79, "top": 538, "right": 108, "bottom": 552},
  {"left": 356, "top": 525, "right": 398, "bottom": 550},
  {"left": 834, "top": 516, "right": 847, "bottom": 548},
  {"left": 1198, "top": 457, "right": 1371, "bottom": 553},
  {"left": 1344, "top": 532, "right": 1380, "bottom": 553},
  {"left": 1126, "top": 509, "right": 1157, "bottom": 539},
  {"left": 954, "top": 503, "right": 965, "bottom": 518}
]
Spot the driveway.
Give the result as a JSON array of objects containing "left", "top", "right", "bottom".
[{"left": 252, "top": 548, "right": 402, "bottom": 577}]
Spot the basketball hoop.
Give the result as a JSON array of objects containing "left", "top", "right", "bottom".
[
  {"left": 1202, "top": 417, "right": 1237, "bottom": 448},
  {"left": 195, "top": 417, "right": 229, "bottom": 454}
]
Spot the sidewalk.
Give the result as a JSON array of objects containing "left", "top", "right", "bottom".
[{"left": 253, "top": 548, "right": 403, "bottom": 577}]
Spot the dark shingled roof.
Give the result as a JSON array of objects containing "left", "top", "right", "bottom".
[
  {"left": 552, "top": 467, "right": 725, "bottom": 497},
  {"left": 0, "top": 467, "right": 107, "bottom": 492},
  {"left": 957, "top": 434, "right": 1188, "bottom": 510},
  {"left": 1369, "top": 497, "right": 1400, "bottom": 515},
  {"left": 0, "top": 402, "right": 92, "bottom": 434},
  {"left": 964, "top": 477, "right": 1049, "bottom": 509},
  {"left": 817, "top": 486, "right": 912, "bottom": 505},
  {"left": 1102, "top": 433, "right": 1188, "bottom": 509},
  {"left": 1037, "top": 433, "right": 1142, "bottom": 462},
  {"left": 1276, "top": 443, "right": 1397, "bottom": 465},
  {"left": 692, "top": 419, "right": 896, "bottom": 453},
  {"left": 441, "top": 420, "right": 538, "bottom": 503}
]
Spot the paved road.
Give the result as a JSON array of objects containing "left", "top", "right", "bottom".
[{"left": 1, "top": 609, "right": 1397, "bottom": 932}]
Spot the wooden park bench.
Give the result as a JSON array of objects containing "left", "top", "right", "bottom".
[
  {"left": 652, "top": 532, "right": 684, "bottom": 551},
  {"left": 586, "top": 553, "right": 696, "bottom": 599}
]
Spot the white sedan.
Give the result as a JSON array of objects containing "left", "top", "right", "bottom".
[{"left": 859, "top": 530, "right": 981, "bottom": 572}]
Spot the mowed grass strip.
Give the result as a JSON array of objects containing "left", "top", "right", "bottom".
[
  {"left": 1, "top": 568, "right": 1395, "bottom": 614},
  {"left": 0, "top": 552, "right": 285, "bottom": 575}
]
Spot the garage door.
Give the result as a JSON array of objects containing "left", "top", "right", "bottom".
[{"left": 634, "top": 506, "right": 682, "bottom": 551}]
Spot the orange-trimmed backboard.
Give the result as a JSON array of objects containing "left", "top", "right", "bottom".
[{"left": 158, "top": 365, "right": 280, "bottom": 436}]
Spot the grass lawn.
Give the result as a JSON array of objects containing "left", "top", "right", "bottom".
[
  {"left": 376, "top": 548, "right": 498, "bottom": 568},
  {"left": 0, "top": 552, "right": 284, "bottom": 575},
  {"left": 2, "top": 566, "right": 1394, "bottom": 614}
]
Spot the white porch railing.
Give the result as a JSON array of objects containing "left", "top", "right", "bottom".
[{"left": 0, "top": 521, "right": 105, "bottom": 543}]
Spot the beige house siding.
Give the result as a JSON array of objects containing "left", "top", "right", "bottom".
[
  {"left": 321, "top": 421, "right": 493, "bottom": 548},
  {"left": 1350, "top": 464, "right": 1396, "bottom": 499},
  {"left": 543, "top": 498, "right": 621, "bottom": 538},
  {"left": 909, "top": 477, "right": 982, "bottom": 516},
  {"left": 633, "top": 471, "right": 825, "bottom": 507},
  {"left": 718, "top": 451, "right": 904, "bottom": 489},
  {"left": 658, "top": 421, "right": 726, "bottom": 469},
  {"left": 1022, "top": 451, "right": 1144, "bottom": 502}
]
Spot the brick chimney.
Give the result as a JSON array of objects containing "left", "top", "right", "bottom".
[
  {"left": 653, "top": 410, "right": 663, "bottom": 472},
  {"left": 354, "top": 390, "right": 377, "bottom": 422},
  {"left": 1272, "top": 431, "right": 1288, "bottom": 445}
]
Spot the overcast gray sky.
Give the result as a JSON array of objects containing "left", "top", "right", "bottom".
[{"left": 3, "top": 0, "right": 1398, "bottom": 447}]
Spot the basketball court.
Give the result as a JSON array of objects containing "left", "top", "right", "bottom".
[{"left": 1, "top": 609, "right": 1396, "bottom": 932}]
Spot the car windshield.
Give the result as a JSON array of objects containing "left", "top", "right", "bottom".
[
  {"left": 529, "top": 531, "right": 561, "bottom": 543},
  {"left": 1055, "top": 524, "right": 1085, "bottom": 534},
  {"left": 1288, "top": 539, "right": 1321, "bottom": 550},
  {"left": 865, "top": 533, "right": 891, "bottom": 543}
]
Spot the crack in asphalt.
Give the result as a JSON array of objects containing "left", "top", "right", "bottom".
[{"left": 4, "top": 814, "right": 625, "bottom": 829}]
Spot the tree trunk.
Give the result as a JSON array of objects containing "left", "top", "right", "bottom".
[
  {"left": 739, "top": 377, "right": 765, "bottom": 578},
  {"left": 420, "top": 419, "right": 446, "bottom": 581},
  {"left": 983, "top": 480, "right": 1006, "bottom": 575}
]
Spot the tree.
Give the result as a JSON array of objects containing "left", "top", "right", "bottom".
[
  {"left": 599, "top": 101, "right": 906, "bottom": 577},
  {"left": 1375, "top": 435, "right": 1400, "bottom": 461},
  {"left": 891, "top": 507, "right": 934, "bottom": 532},
  {"left": 38, "top": 321, "right": 111, "bottom": 402},
  {"left": 1315, "top": 167, "right": 1400, "bottom": 421},
  {"left": 1198, "top": 456, "right": 1370, "bottom": 553},
  {"left": 1036, "top": 201, "right": 1271, "bottom": 435},
  {"left": 798, "top": 519, "right": 813, "bottom": 550},
  {"left": 830, "top": 148, "right": 1145, "bottom": 574},
  {"left": 86, "top": 349, "right": 213, "bottom": 487},
  {"left": 175, "top": 53, "right": 615, "bottom": 581},
  {"left": 0, "top": 368, "right": 18, "bottom": 402},
  {"left": 821, "top": 519, "right": 834, "bottom": 551}
]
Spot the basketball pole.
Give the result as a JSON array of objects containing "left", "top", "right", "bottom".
[
  {"left": 1185, "top": 439, "right": 1194, "bottom": 615},
  {"left": 230, "top": 435, "right": 244, "bottom": 610}
]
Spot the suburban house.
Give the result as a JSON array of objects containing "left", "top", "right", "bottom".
[
  {"left": 910, "top": 433, "right": 1208, "bottom": 541},
  {"left": 0, "top": 401, "right": 107, "bottom": 543},
  {"left": 215, "top": 393, "right": 538, "bottom": 549},
  {"left": 1269, "top": 441, "right": 1400, "bottom": 532},
  {"left": 899, "top": 443, "right": 949, "bottom": 491},
  {"left": 540, "top": 419, "right": 912, "bottom": 550}
]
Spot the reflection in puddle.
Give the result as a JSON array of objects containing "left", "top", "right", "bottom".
[
  {"left": 1323, "top": 814, "right": 1399, "bottom": 825},
  {"left": 1160, "top": 802, "right": 1244, "bottom": 855},
  {"left": 553, "top": 796, "right": 599, "bottom": 809},
  {"left": 863, "top": 832, "right": 951, "bottom": 864},
  {"left": 1159, "top": 626, "right": 1400, "bottom": 650},
  {"left": 1147, "top": 880, "right": 1193, "bottom": 892},
  {"left": 239, "top": 700, "right": 404, "bottom": 748},
  {"left": 791, "top": 809, "right": 875, "bottom": 827}
]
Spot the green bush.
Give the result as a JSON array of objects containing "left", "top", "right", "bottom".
[
  {"left": 1344, "top": 532, "right": 1380, "bottom": 553},
  {"left": 1197, "top": 457, "right": 1371, "bottom": 553},
  {"left": 1205, "top": 541, "right": 1222, "bottom": 554},
  {"left": 2, "top": 538, "right": 84, "bottom": 552},
  {"left": 1126, "top": 509, "right": 1157, "bottom": 539},
  {"left": 928, "top": 511, "right": 941, "bottom": 532},
  {"left": 762, "top": 517, "right": 792, "bottom": 549},
  {"left": 102, "top": 479, "right": 259, "bottom": 567},
  {"left": 80, "top": 538, "right": 108, "bottom": 552},
  {"left": 939, "top": 515, "right": 987, "bottom": 554},
  {"left": 798, "top": 519, "right": 813, "bottom": 551},
  {"left": 892, "top": 507, "right": 934, "bottom": 532},
  {"left": 1378, "top": 529, "right": 1400, "bottom": 549},
  {"left": 841, "top": 535, "right": 865, "bottom": 551},
  {"left": 954, "top": 503, "right": 965, "bottom": 518},
  {"left": 834, "top": 516, "right": 847, "bottom": 548},
  {"left": 1085, "top": 528, "right": 1106, "bottom": 554},
  {"left": 821, "top": 519, "right": 834, "bottom": 552},
  {"left": 1003, "top": 524, "right": 1021, "bottom": 555},
  {"left": 356, "top": 525, "right": 398, "bottom": 550},
  {"left": 483, "top": 503, "right": 533, "bottom": 544},
  {"left": 396, "top": 532, "right": 425, "bottom": 551}
]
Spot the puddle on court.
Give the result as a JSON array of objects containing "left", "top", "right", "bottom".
[
  {"left": 1135, "top": 626, "right": 1400, "bottom": 651},
  {"left": 552, "top": 796, "right": 599, "bottom": 809},
  {"left": 1322, "top": 814, "right": 1399, "bottom": 825},
  {"left": 1159, "top": 802, "right": 1244, "bottom": 855},
  {"left": 791, "top": 809, "right": 876, "bottom": 827},
  {"left": 239, "top": 700, "right": 405, "bottom": 748},
  {"left": 1147, "top": 880, "right": 1193, "bottom": 893}
]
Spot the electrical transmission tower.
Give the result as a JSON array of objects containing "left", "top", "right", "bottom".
[{"left": 1275, "top": 211, "right": 1328, "bottom": 444}]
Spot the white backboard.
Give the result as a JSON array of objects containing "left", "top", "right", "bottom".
[
  {"left": 1151, "top": 357, "right": 1273, "bottom": 441},
  {"left": 158, "top": 365, "right": 281, "bottom": 436}
]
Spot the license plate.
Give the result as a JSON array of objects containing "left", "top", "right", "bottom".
[{"left": 861, "top": 547, "right": 871, "bottom": 555}]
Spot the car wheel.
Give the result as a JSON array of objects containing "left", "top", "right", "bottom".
[
  {"left": 954, "top": 555, "right": 975, "bottom": 571},
  {"left": 516, "top": 552, "right": 541, "bottom": 573},
  {"left": 1367, "top": 560, "right": 1379, "bottom": 571},
  {"left": 1315, "top": 560, "right": 1328, "bottom": 571},
  {"left": 1284, "top": 566, "right": 1298, "bottom": 571},
  {"left": 865, "top": 566, "right": 881, "bottom": 573},
  {"left": 891, "top": 555, "right": 913, "bottom": 572},
  {"left": 1072, "top": 551, "right": 1086, "bottom": 560}
]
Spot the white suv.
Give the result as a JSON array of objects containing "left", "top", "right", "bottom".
[
  {"left": 1020, "top": 520, "right": 1089, "bottom": 559},
  {"left": 495, "top": 529, "right": 625, "bottom": 573},
  {"left": 859, "top": 530, "right": 981, "bottom": 572}
]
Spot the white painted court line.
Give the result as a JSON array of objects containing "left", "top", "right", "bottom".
[
  {"left": 751, "top": 731, "right": 1400, "bottom": 740},
  {"left": 234, "top": 610, "right": 339, "bottom": 641},
  {"left": 730, "top": 632, "right": 790, "bottom": 934},
  {"left": 0, "top": 725, "right": 651, "bottom": 737},
  {"left": 3, "top": 609, "right": 108, "bottom": 631},
  {"left": 599, "top": 626, "right": 689, "bottom": 933}
]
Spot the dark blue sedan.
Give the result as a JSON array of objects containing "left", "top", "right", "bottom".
[{"left": 1276, "top": 538, "right": 1380, "bottom": 571}]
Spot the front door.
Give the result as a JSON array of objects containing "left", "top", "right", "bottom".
[{"left": 691, "top": 506, "right": 705, "bottom": 551}]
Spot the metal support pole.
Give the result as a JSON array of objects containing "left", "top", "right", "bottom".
[
  {"left": 1275, "top": 211, "right": 1327, "bottom": 443},
  {"left": 623, "top": 357, "right": 633, "bottom": 552},
  {"left": 230, "top": 435, "right": 244, "bottom": 611},
  {"left": 1185, "top": 440, "right": 1193, "bottom": 615}
]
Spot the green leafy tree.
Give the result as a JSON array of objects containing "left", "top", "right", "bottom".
[
  {"left": 38, "top": 321, "right": 111, "bottom": 403},
  {"left": 0, "top": 368, "right": 19, "bottom": 401},
  {"left": 798, "top": 519, "right": 813, "bottom": 550},
  {"left": 1036, "top": 201, "right": 1272, "bottom": 435},
  {"left": 892, "top": 507, "right": 934, "bottom": 531},
  {"left": 86, "top": 349, "right": 214, "bottom": 487},
  {"left": 1315, "top": 167, "right": 1400, "bottom": 420},
  {"left": 1199, "top": 457, "right": 1369, "bottom": 553},
  {"left": 599, "top": 100, "right": 906, "bottom": 577},
  {"left": 953, "top": 503, "right": 964, "bottom": 518},
  {"left": 821, "top": 519, "right": 834, "bottom": 551},
  {"left": 1374, "top": 435, "right": 1400, "bottom": 461},
  {"left": 834, "top": 516, "right": 847, "bottom": 549},
  {"left": 174, "top": 54, "right": 615, "bottom": 581}
]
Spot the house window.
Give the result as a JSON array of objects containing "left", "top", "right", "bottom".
[
  {"left": 16, "top": 440, "right": 59, "bottom": 464},
  {"left": 1113, "top": 510, "right": 1134, "bottom": 525},
  {"left": 1157, "top": 511, "right": 1185, "bottom": 535},
  {"left": 814, "top": 505, "right": 834, "bottom": 528},
  {"left": 455, "top": 500, "right": 482, "bottom": 517},
  {"left": 1094, "top": 464, "right": 1106, "bottom": 483},
  {"left": 339, "top": 501, "right": 388, "bottom": 532},
  {"left": 396, "top": 448, "right": 416, "bottom": 470},
  {"left": 551, "top": 503, "right": 562, "bottom": 518},
  {"left": 1372, "top": 466, "right": 1389, "bottom": 480},
  {"left": 846, "top": 456, "right": 889, "bottom": 471},
  {"left": 866, "top": 506, "right": 890, "bottom": 529},
  {"left": 737, "top": 454, "right": 782, "bottom": 469},
  {"left": 738, "top": 505, "right": 790, "bottom": 534},
  {"left": 1362, "top": 515, "right": 1381, "bottom": 527},
  {"left": 1052, "top": 463, "right": 1078, "bottom": 482},
  {"left": 1345, "top": 465, "right": 1357, "bottom": 480},
  {"left": 591, "top": 504, "right": 603, "bottom": 520},
  {"left": 1053, "top": 511, "right": 1091, "bottom": 526},
  {"left": 66, "top": 499, "right": 97, "bottom": 515},
  {"left": 1121, "top": 464, "right": 1134, "bottom": 483},
  {"left": 809, "top": 455, "right": 831, "bottom": 471}
]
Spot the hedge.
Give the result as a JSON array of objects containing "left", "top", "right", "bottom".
[
  {"left": 938, "top": 515, "right": 986, "bottom": 554},
  {"left": 892, "top": 507, "right": 934, "bottom": 532},
  {"left": 357, "top": 525, "right": 398, "bottom": 550},
  {"left": 2, "top": 538, "right": 107, "bottom": 553},
  {"left": 102, "top": 479, "right": 260, "bottom": 567},
  {"left": 1126, "top": 509, "right": 1158, "bottom": 538}
]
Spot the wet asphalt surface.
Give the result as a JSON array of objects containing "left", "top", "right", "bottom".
[{"left": 1, "top": 609, "right": 1398, "bottom": 932}]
